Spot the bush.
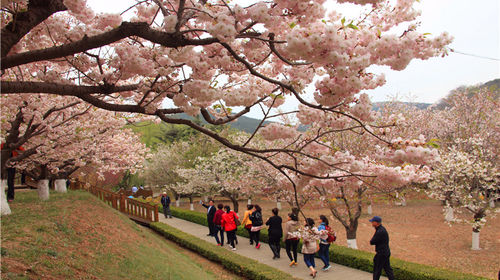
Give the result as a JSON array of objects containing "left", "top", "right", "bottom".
[
  {"left": 150, "top": 222, "right": 298, "bottom": 280},
  {"left": 162, "top": 206, "right": 488, "bottom": 280}
]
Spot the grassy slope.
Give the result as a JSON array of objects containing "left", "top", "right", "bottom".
[{"left": 1, "top": 191, "right": 238, "bottom": 280}]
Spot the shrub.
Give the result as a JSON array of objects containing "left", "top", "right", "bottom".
[
  {"left": 150, "top": 222, "right": 298, "bottom": 280},
  {"left": 162, "top": 206, "right": 488, "bottom": 280}
]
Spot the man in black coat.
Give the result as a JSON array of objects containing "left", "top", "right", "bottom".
[
  {"left": 160, "top": 192, "right": 172, "bottom": 218},
  {"left": 369, "top": 216, "right": 395, "bottom": 280},
  {"left": 201, "top": 199, "right": 216, "bottom": 236}
]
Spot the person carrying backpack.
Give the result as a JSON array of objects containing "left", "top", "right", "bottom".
[
  {"left": 317, "top": 215, "right": 335, "bottom": 271},
  {"left": 249, "top": 204, "right": 263, "bottom": 249}
]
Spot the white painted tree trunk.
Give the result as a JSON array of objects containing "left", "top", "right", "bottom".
[
  {"left": 400, "top": 195, "right": 407, "bottom": 206},
  {"left": 54, "top": 179, "right": 67, "bottom": 193},
  {"left": 1, "top": 180, "right": 11, "bottom": 216},
  {"left": 190, "top": 203, "right": 194, "bottom": 211},
  {"left": 471, "top": 231, "right": 480, "bottom": 250},
  {"left": 37, "top": 179, "right": 50, "bottom": 201},
  {"left": 176, "top": 200, "right": 180, "bottom": 207},
  {"left": 367, "top": 204, "right": 373, "bottom": 215},
  {"left": 346, "top": 239, "right": 358, "bottom": 249},
  {"left": 203, "top": 195, "right": 208, "bottom": 202},
  {"left": 444, "top": 208, "right": 454, "bottom": 222},
  {"left": 247, "top": 198, "right": 252, "bottom": 205},
  {"left": 489, "top": 199, "right": 495, "bottom": 208},
  {"left": 276, "top": 201, "right": 282, "bottom": 210}
]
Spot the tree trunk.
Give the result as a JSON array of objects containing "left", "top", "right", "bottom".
[
  {"left": 189, "top": 196, "right": 194, "bottom": 211},
  {"left": 444, "top": 207, "right": 454, "bottom": 222},
  {"left": 230, "top": 196, "right": 239, "bottom": 213},
  {"left": 175, "top": 194, "right": 180, "bottom": 207},
  {"left": 1, "top": 179, "right": 11, "bottom": 215},
  {"left": 471, "top": 230, "right": 480, "bottom": 250},
  {"left": 367, "top": 204, "right": 373, "bottom": 215},
  {"left": 489, "top": 199, "right": 495, "bottom": 208},
  {"left": 54, "top": 179, "right": 67, "bottom": 193},
  {"left": 37, "top": 179, "right": 50, "bottom": 201},
  {"left": 471, "top": 211, "right": 485, "bottom": 250},
  {"left": 247, "top": 198, "right": 252, "bottom": 205},
  {"left": 345, "top": 222, "right": 359, "bottom": 249},
  {"left": 400, "top": 195, "right": 407, "bottom": 206},
  {"left": 276, "top": 200, "right": 282, "bottom": 210}
]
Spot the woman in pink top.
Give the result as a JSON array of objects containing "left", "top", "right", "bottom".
[{"left": 221, "top": 205, "right": 239, "bottom": 250}]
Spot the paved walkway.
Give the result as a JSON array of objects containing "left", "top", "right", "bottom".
[{"left": 158, "top": 215, "right": 385, "bottom": 280}]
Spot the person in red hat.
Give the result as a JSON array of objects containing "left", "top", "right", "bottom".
[{"left": 1, "top": 143, "right": 25, "bottom": 202}]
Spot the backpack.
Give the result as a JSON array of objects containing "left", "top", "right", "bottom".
[
  {"left": 252, "top": 211, "right": 263, "bottom": 226},
  {"left": 325, "top": 225, "right": 336, "bottom": 243}
]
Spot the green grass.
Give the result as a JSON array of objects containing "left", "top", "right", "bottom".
[{"left": 1, "top": 191, "right": 233, "bottom": 280}]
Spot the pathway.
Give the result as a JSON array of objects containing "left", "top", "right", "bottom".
[{"left": 158, "top": 215, "right": 386, "bottom": 280}]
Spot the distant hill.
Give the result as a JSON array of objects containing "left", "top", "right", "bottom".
[
  {"left": 372, "top": 102, "right": 431, "bottom": 111},
  {"left": 174, "top": 113, "right": 272, "bottom": 134},
  {"left": 435, "top": 78, "right": 500, "bottom": 108}
]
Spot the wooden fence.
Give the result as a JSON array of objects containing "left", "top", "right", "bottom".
[{"left": 72, "top": 182, "right": 158, "bottom": 224}]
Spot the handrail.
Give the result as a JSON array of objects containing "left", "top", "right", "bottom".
[{"left": 71, "top": 181, "right": 158, "bottom": 223}]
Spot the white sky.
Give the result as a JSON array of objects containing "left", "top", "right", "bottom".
[{"left": 88, "top": 0, "right": 500, "bottom": 117}]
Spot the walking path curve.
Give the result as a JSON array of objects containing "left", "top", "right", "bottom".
[{"left": 158, "top": 215, "right": 386, "bottom": 280}]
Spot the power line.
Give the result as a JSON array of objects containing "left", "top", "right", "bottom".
[{"left": 449, "top": 48, "right": 500, "bottom": 61}]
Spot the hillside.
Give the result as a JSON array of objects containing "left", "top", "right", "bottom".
[
  {"left": 1, "top": 191, "right": 241, "bottom": 280},
  {"left": 372, "top": 101, "right": 431, "bottom": 111},
  {"left": 173, "top": 113, "right": 271, "bottom": 133}
]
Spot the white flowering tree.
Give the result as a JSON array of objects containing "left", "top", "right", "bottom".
[
  {"left": 142, "top": 136, "right": 218, "bottom": 205},
  {"left": 427, "top": 139, "right": 499, "bottom": 250},
  {"left": 191, "top": 148, "right": 259, "bottom": 213}
]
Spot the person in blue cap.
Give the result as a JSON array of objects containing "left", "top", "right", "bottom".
[{"left": 369, "top": 216, "right": 395, "bottom": 280}]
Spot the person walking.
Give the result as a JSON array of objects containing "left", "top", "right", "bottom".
[
  {"left": 221, "top": 205, "right": 239, "bottom": 250},
  {"left": 160, "top": 192, "right": 172, "bottom": 218},
  {"left": 317, "top": 215, "right": 332, "bottom": 271},
  {"left": 241, "top": 204, "right": 254, "bottom": 244},
  {"left": 265, "top": 208, "right": 283, "bottom": 259},
  {"left": 301, "top": 218, "right": 318, "bottom": 278},
  {"left": 369, "top": 216, "right": 395, "bottom": 280},
  {"left": 201, "top": 199, "right": 216, "bottom": 236},
  {"left": 213, "top": 204, "right": 225, "bottom": 246},
  {"left": 249, "top": 204, "right": 263, "bottom": 249},
  {"left": 1, "top": 143, "right": 25, "bottom": 201},
  {"left": 284, "top": 213, "right": 300, "bottom": 267}
]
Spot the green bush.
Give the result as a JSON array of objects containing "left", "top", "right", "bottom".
[
  {"left": 150, "top": 222, "right": 298, "bottom": 280},
  {"left": 163, "top": 206, "right": 489, "bottom": 280}
]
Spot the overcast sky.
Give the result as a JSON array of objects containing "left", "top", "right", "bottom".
[{"left": 88, "top": 0, "right": 499, "bottom": 109}]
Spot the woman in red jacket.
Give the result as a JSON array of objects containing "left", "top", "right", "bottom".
[
  {"left": 221, "top": 205, "right": 239, "bottom": 251},
  {"left": 213, "top": 204, "right": 225, "bottom": 246}
]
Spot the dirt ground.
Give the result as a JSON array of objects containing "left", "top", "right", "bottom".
[{"left": 178, "top": 196, "right": 500, "bottom": 279}]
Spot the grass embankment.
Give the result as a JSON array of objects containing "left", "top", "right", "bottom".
[{"left": 1, "top": 191, "right": 241, "bottom": 280}]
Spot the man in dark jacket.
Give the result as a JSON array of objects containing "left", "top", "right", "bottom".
[
  {"left": 369, "top": 216, "right": 395, "bottom": 280},
  {"left": 160, "top": 192, "right": 172, "bottom": 218},
  {"left": 201, "top": 199, "right": 216, "bottom": 236}
]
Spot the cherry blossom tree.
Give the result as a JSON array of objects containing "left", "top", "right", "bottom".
[
  {"left": 427, "top": 139, "right": 499, "bottom": 250},
  {"left": 0, "top": 93, "right": 148, "bottom": 204},
  {"left": 192, "top": 148, "right": 259, "bottom": 213},
  {"left": 1, "top": 0, "right": 452, "bottom": 196},
  {"left": 424, "top": 89, "right": 500, "bottom": 250},
  {"left": 142, "top": 135, "right": 218, "bottom": 205},
  {"left": 1, "top": 94, "right": 89, "bottom": 206}
]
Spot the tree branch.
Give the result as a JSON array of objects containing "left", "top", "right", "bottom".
[
  {"left": 1, "top": 21, "right": 219, "bottom": 70},
  {"left": 1, "top": 0, "right": 67, "bottom": 58}
]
